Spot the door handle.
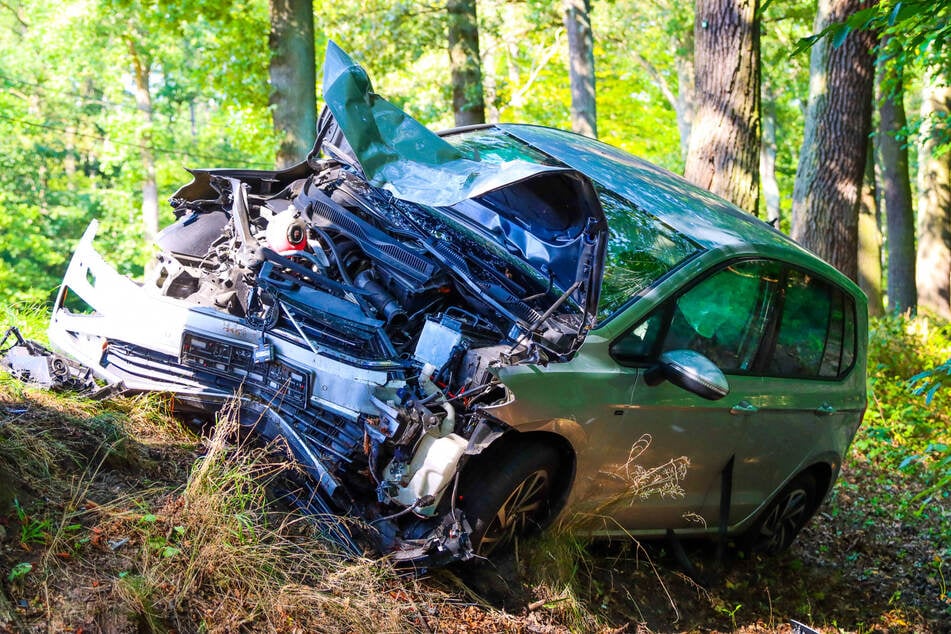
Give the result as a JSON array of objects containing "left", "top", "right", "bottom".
[
  {"left": 730, "top": 400, "right": 759, "bottom": 415},
  {"left": 815, "top": 402, "right": 836, "bottom": 416}
]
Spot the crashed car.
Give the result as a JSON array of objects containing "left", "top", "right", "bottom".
[{"left": 39, "top": 44, "right": 867, "bottom": 565}]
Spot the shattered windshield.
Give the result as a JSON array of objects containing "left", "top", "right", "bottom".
[
  {"left": 596, "top": 188, "right": 700, "bottom": 320},
  {"left": 444, "top": 127, "right": 701, "bottom": 322}
]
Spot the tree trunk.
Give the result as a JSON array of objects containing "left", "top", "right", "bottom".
[
  {"left": 563, "top": 0, "right": 597, "bottom": 138},
  {"left": 917, "top": 75, "right": 951, "bottom": 319},
  {"left": 448, "top": 0, "right": 485, "bottom": 127},
  {"left": 268, "top": 0, "right": 316, "bottom": 168},
  {"left": 760, "top": 82, "right": 780, "bottom": 225},
  {"left": 877, "top": 50, "right": 916, "bottom": 315},
  {"left": 127, "top": 39, "right": 158, "bottom": 242},
  {"left": 859, "top": 144, "right": 884, "bottom": 316},
  {"left": 790, "top": 0, "right": 875, "bottom": 282},
  {"left": 683, "top": 0, "right": 761, "bottom": 215}
]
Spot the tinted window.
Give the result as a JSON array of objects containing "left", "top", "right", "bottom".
[
  {"left": 767, "top": 269, "right": 856, "bottom": 378},
  {"left": 663, "top": 260, "right": 780, "bottom": 372}
]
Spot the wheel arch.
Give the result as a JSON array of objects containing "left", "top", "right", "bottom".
[
  {"left": 461, "top": 429, "right": 577, "bottom": 517},
  {"left": 801, "top": 460, "right": 835, "bottom": 509}
]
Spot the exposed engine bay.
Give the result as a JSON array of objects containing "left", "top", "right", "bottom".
[{"left": 43, "top": 109, "right": 606, "bottom": 564}]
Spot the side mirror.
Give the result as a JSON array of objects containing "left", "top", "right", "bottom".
[{"left": 644, "top": 349, "right": 730, "bottom": 401}]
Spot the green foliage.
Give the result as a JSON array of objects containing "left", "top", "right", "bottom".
[
  {"left": 910, "top": 358, "right": 951, "bottom": 405},
  {"left": 858, "top": 315, "right": 951, "bottom": 524},
  {"left": 13, "top": 498, "right": 51, "bottom": 546},
  {"left": 0, "top": 0, "right": 276, "bottom": 306},
  {"left": 7, "top": 562, "right": 32, "bottom": 582}
]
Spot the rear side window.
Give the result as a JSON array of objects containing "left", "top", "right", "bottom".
[{"left": 767, "top": 270, "right": 856, "bottom": 378}]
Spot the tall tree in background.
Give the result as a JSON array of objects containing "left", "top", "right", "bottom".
[
  {"left": 917, "top": 75, "right": 951, "bottom": 319},
  {"left": 791, "top": 0, "right": 876, "bottom": 282},
  {"left": 684, "top": 0, "right": 761, "bottom": 215},
  {"left": 563, "top": 0, "right": 597, "bottom": 137},
  {"left": 760, "top": 82, "right": 780, "bottom": 225},
  {"left": 858, "top": 148, "right": 885, "bottom": 316},
  {"left": 269, "top": 0, "right": 316, "bottom": 168},
  {"left": 448, "top": 0, "right": 486, "bottom": 126},
  {"left": 125, "top": 33, "right": 159, "bottom": 242},
  {"left": 876, "top": 41, "right": 916, "bottom": 314}
]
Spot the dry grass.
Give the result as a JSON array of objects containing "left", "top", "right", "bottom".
[
  {"left": 0, "top": 380, "right": 456, "bottom": 632},
  {"left": 101, "top": 397, "right": 434, "bottom": 633}
]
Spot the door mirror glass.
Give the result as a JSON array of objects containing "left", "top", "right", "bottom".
[{"left": 645, "top": 349, "right": 730, "bottom": 400}]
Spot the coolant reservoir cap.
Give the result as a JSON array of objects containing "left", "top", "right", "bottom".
[{"left": 266, "top": 208, "right": 307, "bottom": 251}]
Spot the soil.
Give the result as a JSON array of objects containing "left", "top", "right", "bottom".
[{"left": 0, "top": 390, "right": 948, "bottom": 633}]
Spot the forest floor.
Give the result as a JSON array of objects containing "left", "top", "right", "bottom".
[{"left": 0, "top": 380, "right": 948, "bottom": 633}]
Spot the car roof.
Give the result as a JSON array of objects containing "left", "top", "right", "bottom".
[{"left": 494, "top": 124, "right": 862, "bottom": 297}]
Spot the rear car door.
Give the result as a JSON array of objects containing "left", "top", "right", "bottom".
[{"left": 728, "top": 267, "right": 865, "bottom": 524}]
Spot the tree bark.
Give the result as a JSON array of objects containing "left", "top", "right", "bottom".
[
  {"left": 684, "top": 0, "right": 761, "bottom": 215},
  {"left": 790, "top": 0, "right": 876, "bottom": 283},
  {"left": 858, "top": 144, "right": 884, "bottom": 316},
  {"left": 127, "top": 38, "right": 158, "bottom": 242},
  {"left": 563, "top": 0, "right": 597, "bottom": 138},
  {"left": 877, "top": 49, "right": 916, "bottom": 315},
  {"left": 917, "top": 75, "right": 951, "bottom": 319},
  {"left": 448, "top": 0, "right": 486, "bottom": 127},
  {"left": 268, "top": 0, "right": 316, "bottom": 168}
]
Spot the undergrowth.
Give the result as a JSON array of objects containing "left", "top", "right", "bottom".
[
  {"left": 857, "top": 314, "right": 951, "bottom": 528},
  {"left": 107, "top": 399, "right": 415, "bottom": 632},
  {"left": 0, "top": 377, "right": 439, "bottom": 632}
]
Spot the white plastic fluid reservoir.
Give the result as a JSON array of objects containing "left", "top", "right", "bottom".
[
  {"left": 265, "top": 208, "right": 307, "bottom": 252},
  {"left": 395, "top": 433, "right": 468, "bottom": 512}
]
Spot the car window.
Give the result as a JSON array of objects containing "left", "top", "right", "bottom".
[
  {"left": 596, "top": 189, "right": 701, "bottom": 320},
  {"left": 663, "top": 260, "right": 781, "bottom": 372},
  {"left": 611, "top": 259, "right": 781, "bottom": 373},
  {"left": 767, "top": 269, "right": 857, "bottom": 378},
  {"left": 443, "top": 127, "right": 560, "bottom": 165}
]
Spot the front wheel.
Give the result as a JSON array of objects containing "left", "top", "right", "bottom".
[
  {"left": 458, "top": 443, "right": 562, "bottom": 557},
  {"left": 744, "top": 472, "right": 818, "bottom": 555}
]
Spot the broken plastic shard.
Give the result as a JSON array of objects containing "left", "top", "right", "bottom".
[{"left": 321, "top": 41, "right": 559, "bottom": 207}]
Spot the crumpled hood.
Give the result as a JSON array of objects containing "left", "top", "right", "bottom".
[
  {"left": 320, "top": 42, "right": 607, "bottom": 321},
  {"left": 322, "top": 41, "right": 564, "bottom": 208}
]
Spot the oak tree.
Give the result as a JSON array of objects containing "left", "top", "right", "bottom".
[
  {"left": 683, "top": 0, "right": 761, "bottom": 215},
  {"left": 791, "top": 0, "right": 876, "bottom": 282}
]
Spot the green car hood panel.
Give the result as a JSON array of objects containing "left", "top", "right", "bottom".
[{"left": 322, "top": 41, "right": 562, "bottom": 207}]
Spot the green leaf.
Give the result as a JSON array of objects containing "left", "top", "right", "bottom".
[
  {"left": 141, "top": 513, "right": 157, "bottom": 523},
  {"left": 831, "top": 24, "right": 853, "bottom": 49},
  {"left": 161, "top": 546, "right": 180, "bottom": 558},
  {"left": 8, "top": 562, "right": 32, "bottom": 581},
  {"left": 925, "top": 383, "right": 940, "bottom": 405},
  {"left": 898, "top": 455, "right": 920, "bottom": 470},
  {"left": 888, "top": 2, "right": 903, "bottom": 26}
]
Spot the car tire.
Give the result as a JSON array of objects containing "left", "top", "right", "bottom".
[
  {"left": 743, "top": 471, "right": 818, "bottom": 555},
  {"left": 458, "top": 443, "right": 562, "bottom": 557}
]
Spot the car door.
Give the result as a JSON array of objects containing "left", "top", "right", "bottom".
[
  {"left": 728, "top": 267, "right": 865, "bottom": 524},
  {"left": 603, "top": 259, "right": 784, "bottom": 531}
]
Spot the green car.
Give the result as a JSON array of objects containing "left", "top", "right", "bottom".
[{"left": 42, "top": 44, "right": 866, "bottom": 565}]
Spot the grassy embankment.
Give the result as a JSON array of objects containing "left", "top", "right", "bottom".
[{"left": 0, "top": 304, "right": 948, "bottom": 632}]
